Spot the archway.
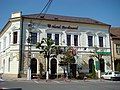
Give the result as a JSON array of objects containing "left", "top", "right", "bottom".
[
  {"left": 89, "top": 59, "right": 94, "bottom": 73},
  {"left": 99, "top": 59, "right": 105, "bottom": 72},
  {"left": 51, "top": 58, "right": 57, "bottom": 78},
  {"left": 30, "top": 58, "right": 37, "bottom": 74}
]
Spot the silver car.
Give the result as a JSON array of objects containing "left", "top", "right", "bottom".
[{"left": 101, "top": 71, "right": 120, "bottom": 80}]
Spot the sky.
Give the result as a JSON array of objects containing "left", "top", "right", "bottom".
[{"left": 0, "top": 0, "right": 120, "bottom": 30}]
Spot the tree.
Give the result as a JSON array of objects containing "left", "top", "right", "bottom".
[
  {"left": 59, "top": 47, "right": 76, "bottom": 78},
  {"left": 116, "top": 63, "right": 120, "bottom": 72},
  {"left": 36, "top": 37, "right": 54, "bottom": 81}
]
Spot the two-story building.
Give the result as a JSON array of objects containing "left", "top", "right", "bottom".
[
  {"left": 0, "top": 12, "right": 111, "bottom": 78},
  {"left": 110, "top": 27, "right": 120, "bottom": 71}
]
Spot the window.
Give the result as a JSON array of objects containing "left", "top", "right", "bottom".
[
  {"left": 116, "top": 44, "right": 120, "bottom": 54},
  {"left": 3, "top": 37, "right": 7, "bottom": 49},
  {"left": 74, "top": 35, "right": 78, "bottom": 46},
  {"left": 8, "top": 58, "right": 10, "bottom": 72},
  {"left": 9, "top": 33, "right": 11, "bottom": 45},
  {"left": 55, "top": 34, "right": 59, "bottom": 45},
  {"left": 99, "top": 36, "right": 103, "bottom": 47},
  {"left": 0, "top": 42, "right": 1, "bottom": 51},
  {"left": 13, "top": 32, "right": 17, "bottom": 44},
  {"left": 47, "top": 33, "right": 52, "bottom": 39},
  {"left": 31, "top": 32, "right": 37, "bottom": 44},
  {"left": 88, "top": 36, "right": 93, "bottom": 47},
  {"left": 67, "top": 35, "right": 71, "bottom": 46}
]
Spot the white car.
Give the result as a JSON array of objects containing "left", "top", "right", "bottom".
[{"left": 101, "top": 71, "right": 120, "bottom": 80}]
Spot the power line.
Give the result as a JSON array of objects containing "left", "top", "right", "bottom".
[{"left": 35, "top": 0, "right": 53, "bottom": 19}]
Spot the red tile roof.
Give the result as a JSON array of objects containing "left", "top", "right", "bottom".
[
  {"left": 110, "top": 27, "right": 120, "bottom": 39},
  {"left": 22, "top": 13, "right": 110, "bottom": 26}
]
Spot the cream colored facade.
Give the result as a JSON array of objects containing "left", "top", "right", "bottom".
[
  {"left": 0, "top": 12, "right": 111, "bottom": 78},
  {"left": 110, "top": 27, "right": 120, "bottom": 71}
]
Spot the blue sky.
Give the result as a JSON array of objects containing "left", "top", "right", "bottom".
[{"left": 0, "top": 0, "right": 120, "bottom": 30}]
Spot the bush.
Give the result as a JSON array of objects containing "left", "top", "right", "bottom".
[{"left": 76, "top": 72, "right": 85, "bottom": 80}]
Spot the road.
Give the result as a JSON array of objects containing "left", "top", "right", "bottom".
[{"left": 0, "top": 79, "right": 120, "bottom": 90}]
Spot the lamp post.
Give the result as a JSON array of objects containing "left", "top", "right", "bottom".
[{"left": 27, "top": 22, "right": 33, "bottom": 80}]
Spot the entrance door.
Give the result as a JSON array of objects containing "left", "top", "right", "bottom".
[
  {"left": 30, "top": 58, "right": 37, "bottom": 74},
  {"left": 89, "top": 59, "right": 94, "bottom": 73},
  {"left": 70, "top": 64, "right": 76, "bottom": 78},
  {"left": 99, "top": 59, "right": 105, "bottom": 72},
  {"left": 51, "top": 59, "right": 57, "bottom": 76}
]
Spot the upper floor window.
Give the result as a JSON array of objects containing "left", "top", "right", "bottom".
[
  {"left": 0, "top": 42, "right": 1, "bottom": 51},
  {"left": 47, "top": 33, "right": 52, "bottom": 39},
  {"left": 31, "top": 32, "right": 37, "bottom": 44},
  {"left": 3, "top": 37, "right": 7, "bottom": 49},
  {"left": 13, "top": 32, "right": 17, "bottom": 44},
  {"left": 99, "top": 36, "right": 103, "bottom": 47},
  {"left": 116, "top": 44, "right": 120, "bottom": 54},
  {"left": 67, "top": 35, "right": 71, "bottom": 46},
  {"left": 74, "top": 35, "right": 78, "bottom": 46},
  {"left": 88, "top": 36, "right": 93, "bottom": 47},
  {"left": 9, "top": 33, "right": 11, "bottom": 45},
  {"left": 55, "top": 34, "right": 59, "bottom": 45}
]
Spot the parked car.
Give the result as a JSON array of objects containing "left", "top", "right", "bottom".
[{"left": 101, "top": 71, "right": 120, "bottom": 81}]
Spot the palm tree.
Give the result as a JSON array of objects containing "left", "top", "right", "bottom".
[{"left": 36, "top": 37, "right": 54, "bottom": 81}]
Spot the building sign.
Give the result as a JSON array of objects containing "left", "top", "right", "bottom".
[{"left": 47, "top": 24, "right": 78, "bottom": 29}]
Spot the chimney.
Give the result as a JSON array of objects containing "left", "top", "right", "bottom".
[{"left": 11, "top": 12, "right": 22, "bottom": 18}]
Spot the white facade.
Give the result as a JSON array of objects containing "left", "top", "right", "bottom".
[{"left": 0, "top": 12, "right": 111, "bottom": 78}]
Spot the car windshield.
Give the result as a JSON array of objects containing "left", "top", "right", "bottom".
[{"left": 114, "top": 71, "right": 120, "bottom": 74}]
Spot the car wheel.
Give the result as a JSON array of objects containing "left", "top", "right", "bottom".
[{"left": 111, "top": 77, "right": 114, "bottom": 81}]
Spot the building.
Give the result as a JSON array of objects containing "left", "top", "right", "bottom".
[
  {"left": 0, "top": 12, "right": 111, "bottom": 78},
  {"left": 110, "top": 27, "right": 120, "bottom": 71}
]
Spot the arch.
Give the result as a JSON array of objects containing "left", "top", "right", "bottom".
[
  {"left": 30, "top": 58, "right": 37, "bottom": 74},
  {"left": 89, "top": 58, "right": 94, "bottom": 73},
  {"left": 99, "top": 59, "right": 105, "bottom": 72},
  {"left": 51, "top": 58, "right": 57, "bottom": 75}
]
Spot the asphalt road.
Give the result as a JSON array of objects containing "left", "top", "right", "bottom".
[{"left": 0, "top": 79, "right": 120, "bottom": 90}]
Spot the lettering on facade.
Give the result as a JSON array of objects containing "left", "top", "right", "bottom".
[{"left": 47, "top": 24, "right": 78, "bottom": 29}]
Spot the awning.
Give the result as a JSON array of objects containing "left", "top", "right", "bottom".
[{"left": 96, "top": 52, "right": 111, "bottom": 55}]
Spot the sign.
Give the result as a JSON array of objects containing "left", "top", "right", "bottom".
[
  {"left": 47, "top": 24, "right": 78, "bottom": 29},
  {"left": 96, "top": 52, "right": 111, "bottom": 55}
]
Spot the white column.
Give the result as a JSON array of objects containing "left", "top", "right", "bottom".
[
  {"left": 64, "top": 32, "right": 67, "bottom": 46},
  {"left": 60, "top": 33, "right": 62, "bottom": 45},
  {"left": 52, "top": 33, "right": 55, "bottom": 41},
  {"left": 71, "top": 34, "right": 74, "bottom": 46}
]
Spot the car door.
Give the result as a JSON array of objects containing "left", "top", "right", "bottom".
[
  {"left": 107, "top": 72, "right": 112, "bottom": 79},
  {"left": 103, "top": 72, "right": 109, "bottom": 79}
]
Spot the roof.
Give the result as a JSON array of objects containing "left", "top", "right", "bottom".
[
  {"left": 110, "top": 27, "right": 120, "bottom": 39},
  {"left": 22, "top": 13, "right": 110, "bottom": 26}
]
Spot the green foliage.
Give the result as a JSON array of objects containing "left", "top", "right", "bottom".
[
  {"left": 36, "top": 38, "right": 54, "bottom": 52},
  {"left": 116, "top": 63, "right": 120, "bottom": 72},
  {"left": 91, "top": 64, "right": 97, "bottom": 79},
  {"left": 64, "top": 47, "right": 75, "bottom": 64}
]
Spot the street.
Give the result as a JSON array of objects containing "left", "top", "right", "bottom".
[{"left": 0, "top": 79, "right": 120, "bottom": 90}]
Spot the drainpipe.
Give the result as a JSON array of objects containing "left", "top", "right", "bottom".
[
  {"left": 108, "top": 25, "right": 113, "bottom": 71},
  {"left": 18, "top": 16, "right": 24, "bottom": 78}
]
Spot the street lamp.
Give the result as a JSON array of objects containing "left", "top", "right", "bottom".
[{"left": 27, "top": 22, "right": 33, "bottom": 80}]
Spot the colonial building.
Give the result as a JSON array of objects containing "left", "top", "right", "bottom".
[
  {"left": 110, "top": 27, "right": 120, "bottom": 71},
  {"left": 0, "top": 12, "right": 111, "bottom": 78}
]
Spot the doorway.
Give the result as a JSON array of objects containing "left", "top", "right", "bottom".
[
  {"left": 51, "top": 58, "right": 57, "bottom": 79},
  {"left": 89, "top": 59, "right": 94, "bottom": 73},
  {"left": 30, "top": 58, "right": 37, "bottom": 74},
  {"left": 99, "top": 59, "right": 105, "bottom": 72}
]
